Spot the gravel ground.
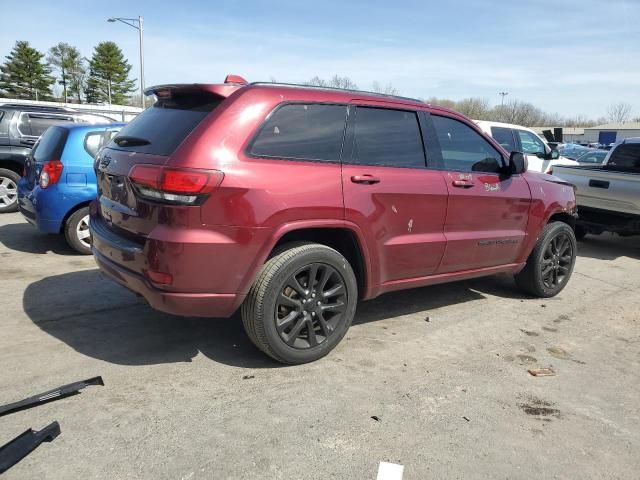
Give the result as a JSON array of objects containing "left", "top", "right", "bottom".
[{"left": 1, "top": 212, "right": 639, "bottom": 479}]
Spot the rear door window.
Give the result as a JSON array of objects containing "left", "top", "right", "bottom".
[
  {"left": 490, "top": 126, "right": 517, "bottom": 153},
  {"left": 606, "top": 144, "right": 640, "bottom": 170},
  {"left": 432, "top": 115, "right": 504, "bottom": 173},
  {"left": 19, "top": 113, "right": 74, "bottom": 137},
  {"left": 348, "top": 107, "right": 425, "bottom": 168},
  {"left": 250, "top": 103, "right": 347, "bottom": 161},
  {"left": 32, "top": 126, "right": 68, "bottom": 163},
  {"left": 109, "top": 90, "right": 223, "bottom": 156}
]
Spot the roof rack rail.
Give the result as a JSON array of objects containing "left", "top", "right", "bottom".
[{"left": 249, "top": 82, "right": 424, "bottom": 104}]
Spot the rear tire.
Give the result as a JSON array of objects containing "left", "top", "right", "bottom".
[
  {"left": 241, "top": 243, "right": 358, "bottom": 364},
  {"left": 515, "top": 222, "right": 576, "bottom": 298},
  {"left": 64, "top": 207, "right": 92, "bottom": 255},
  {"left": 0, "top": 168, "right": 20, "bottom": 213}
]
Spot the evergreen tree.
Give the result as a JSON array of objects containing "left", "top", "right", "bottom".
[
  {"left": 85, "top": 42, "right": 136, "bottom": 105},
  {"left": 48, "top": 42, "right": 83, "bottom": 103},
  {"left": 0, "top": 41, "right": 54, "bottom": 100}
]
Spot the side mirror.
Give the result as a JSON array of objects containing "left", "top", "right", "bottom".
[
  {"left": 509, "top": 151, "right": 527, "bottom": 174},
  {"left": 549, "top": 149, "right": 560, "bottom": 160}
]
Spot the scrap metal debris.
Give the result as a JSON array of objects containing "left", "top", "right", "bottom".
[
  {"left": 0, "top": 421, "right": 61, "bottom": 474},
  {"left": 0, "top": 376, "right": 104, "bottom": 417},
  {"left": 528, "top": 367, "right": 556, "bottom": 377}
]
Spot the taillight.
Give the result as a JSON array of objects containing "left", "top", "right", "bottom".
[
  {"left": 128, "top": 165, "right": 224, "bottom": 205},
  {"left": 40, "top": 160, "right": 64, "bottom": 188}
]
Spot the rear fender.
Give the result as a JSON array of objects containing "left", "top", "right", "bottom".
[{"left": 237, "top": 219, "right": 376, "bottom": 299}]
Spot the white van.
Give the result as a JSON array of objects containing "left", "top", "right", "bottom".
[{"left": 475, "top": 120, "right": 578, "bottom": 173}]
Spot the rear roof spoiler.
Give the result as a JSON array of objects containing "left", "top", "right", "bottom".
[{"left": 145, "top": 74, "right": 248, "bottom": 98}]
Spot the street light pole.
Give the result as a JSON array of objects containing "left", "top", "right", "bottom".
[
  {"left": 499, "top": 91, "right": 509, "bottom": 106},
  {"left": 107, "top": 16, "right": 145, "bottom": 109},
  {"left": 138, "top": 16, "right": 145, "bottom": 109}
]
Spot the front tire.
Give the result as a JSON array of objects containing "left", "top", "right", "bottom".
[
  {"left": 64, "top": 207, "right": 92, "bottom": 255},
  {"left": 242, "top": 243, "right": 358, "bottom": 364},
  {"left": 0, "top": 168, "right": 20, "bottom": 213},
  {"left": 515, "top": 222, "right": 577, "bottom": 297}
]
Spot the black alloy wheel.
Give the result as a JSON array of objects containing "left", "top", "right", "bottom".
[
  {"left": 540, "top": 232, "right": 574, "bottom": 289},
  {"left": 275, "top": 263, "right": 347, "bottom": 349}
]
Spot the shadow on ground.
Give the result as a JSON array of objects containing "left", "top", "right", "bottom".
[
  {"left": 0, "top": 221, "right": 78, "bottom": 255},
  {"left": 23, "top": 269, "right": 522, "bottom": 368},
  {"left": 577, "top": 233, "right": 640, "bottom": 261}
]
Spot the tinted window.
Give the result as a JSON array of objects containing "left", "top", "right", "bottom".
[
  {"left": 32, "top": 126, "right": 68, "bottom": 163},
  {"left": 110, "top": 90, "right": 223, "bottom": 156},
  {"left": 491, "top": 126, "right": 517, "bottom": 153},
  {"left": 28, "top": 113, "right": 73, "bottom": 136},
  {"left": 250, "top": 104, "right": 347, "bottom": 161},
  {"left": 606, "top": 144, "right": 640, "bottom": 170},
  {"left": 432, "top": 116, "right": 504, "bottom": 173},
  {"left": 576, "top": 150, "right": 607, "bottom": 164},
  {"left": 18, "top": 113, "right": 73, "bottom": 137},
  {"left": 349, "top": 107, "right": 425, "bottom": 168},
  {"left": 516, "top": 129, "right": 545, "bottom": 155}
]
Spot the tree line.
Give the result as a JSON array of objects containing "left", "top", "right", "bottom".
[
  {"left": 305, "top": 75, "right": 636, "bottom": 128},
  {"left": 0, "top": 40, "right": 136, "bottom": 105}
]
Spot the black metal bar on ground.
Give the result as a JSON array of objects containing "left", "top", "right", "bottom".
[
  {"left": 0, "top": 376, "right": 104, "bottom": 417},
  {"left": 0, "top": 422, "right": 61, "bottom": 474}
]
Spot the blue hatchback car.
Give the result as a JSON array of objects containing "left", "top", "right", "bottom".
[{"left": 18, "top": 123, "right": 124, "bottom": 253}]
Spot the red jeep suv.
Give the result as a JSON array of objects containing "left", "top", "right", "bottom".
[{"left": 90, "top": 76, "right": 578, "bottom": 364}]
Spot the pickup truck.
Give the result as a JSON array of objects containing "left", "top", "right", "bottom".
[{"left": 552, "top": 138, "right": 640, "bottom": 238}]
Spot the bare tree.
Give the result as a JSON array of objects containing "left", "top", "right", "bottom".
[
  {"left": 607, "top": 102, "right": 632, "bottom": 123},
  {"left": 371, "top": 81, "right": 398, "bottom": 96},
  {"left": 455, "top": 97, "right": 490, "bottom": 119},
  {"left": 424, "top": 96, "right": 456, "bottom": 109},
  {"left": 490, "top": 100, "right": 543, "bottom": 127},
  {"left": 305, "top": 75, "right": 358, "bottom": 90}
]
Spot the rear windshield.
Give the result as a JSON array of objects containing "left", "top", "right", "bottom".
[
  {"left": 606, "top": 143, "right": 640, "bottom": 171},
  {"left": 109, "top": 90, "right": 223, "bottom": 156},
  {"left": 32, "top": 126, "right": 68, "bottom": 163}
]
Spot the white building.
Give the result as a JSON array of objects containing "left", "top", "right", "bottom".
[{"left": 582, "top": 123, "right": 640, "bottom": 144}]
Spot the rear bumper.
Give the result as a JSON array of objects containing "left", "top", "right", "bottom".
[
  {"left": 17, "top": 179, "right": 94, "bottom": 234},
  {"left": 93, "top": 248, "right": 245, "bottom": 317}
]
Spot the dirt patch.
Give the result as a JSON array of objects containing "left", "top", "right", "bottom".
[
  {"left": 518, "top": 395, "right": 561, "bottom": 418},
  {"left": 520, "top": 329, "right": 539, "bottom": 337}
]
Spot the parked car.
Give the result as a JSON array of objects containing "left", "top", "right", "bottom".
[
  {"left": 575, "top": 149, "right": 608, "bottom": 166},
  {"left": 558, "top": 143, "right": 592, "bottom": 160},
  {"left": 474, "top": 120, "right": 578, "bottom": 173},
  {"left": 552, "top": 137, "right": 640, "bottom": 238},
  {"left": 17, "top": 123, "right": 123, "bottom": 253},
  {"left": 91, "top": 77, "right": 578, "bottom": 364},
  {"left": 0, "top": 103, "right": 115, "bottom": 213}
]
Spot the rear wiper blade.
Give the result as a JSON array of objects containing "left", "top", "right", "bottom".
[
  {"left": 0, "top": 422, "right": 61, "bottom": 474},
  {"left": 113, "top": 135, "right": 151, "bottom": 146},
  {"left": 0, "top": 376, "right": 104, "bottom": 417}
]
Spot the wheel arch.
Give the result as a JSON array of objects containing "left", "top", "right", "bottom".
[
  {"left": 0, "top": 160, "right": 24, "bottom": 176},
  {"left": 59, "top": 200, "right": 92, "bottom": 234},
  {"left": 547, "top": 211, "right": 577, "bottom": 230},
  {"left": 243, "top": 221, "right": 374, "bottom": 300}
]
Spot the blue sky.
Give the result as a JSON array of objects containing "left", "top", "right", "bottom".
[{"left": 1, "top": 0, "right": 639, "bottom": 118}]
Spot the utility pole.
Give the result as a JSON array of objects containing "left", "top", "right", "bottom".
[{"left": 499, "top": 91, "right": 509, "bottom": 106}]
